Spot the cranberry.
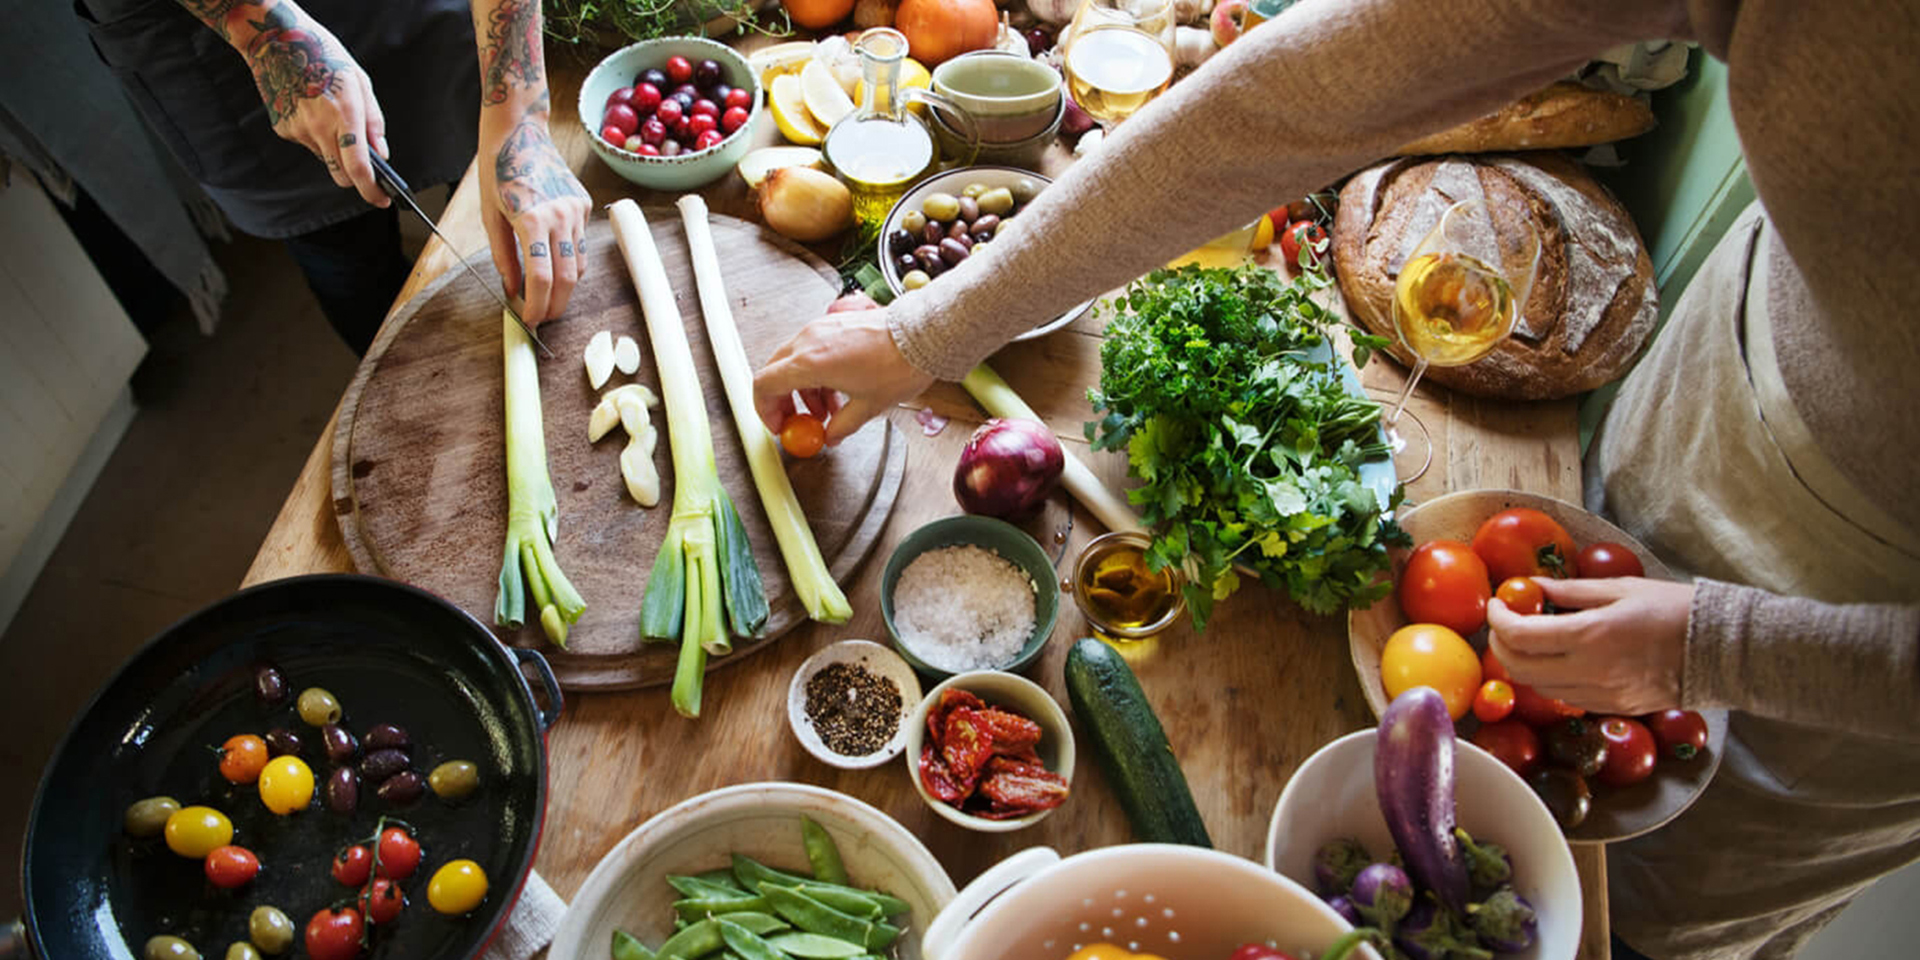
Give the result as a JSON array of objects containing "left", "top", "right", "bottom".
[
  {"left": 637, "top": 142, "right": 661, "bottom": 157},
  {"left": 638, "top": 68, "right": 669, "bottom": 90},
  {"left": 694, "top": 59, "right": 722, "bottom": 88},
  {"left": 639, "top": 117, "right": 667, "bottom": 146},
  {"left": 660, "top": 139, "right": 682, "bottom": 157},
  {"left": 673, "top": 116, "right": 693, "bottom": 140},
  {"left": 632, "top": 82, "right": 662, "bottom": 114},
  {"left": 602, "top": 103, "right": 639, "bottom": 136},
  {"left": 655, "top": 99, "right": 683, "bottom": 126},
  {"left": 694, "top": 129, "right": 724, "bottom": 151},
  {"left": 721, "top": 106, "right": 749, "bottom": 134},
  {"left": 623, "top": 134, "right": 646, "bottom": 152},
  {"left": 599, "top": 124, "right": 626, "bottom": 146},
  {"left": 665, "top": 55, "right": 693, "bottom": 85},
  {"left": 688, "top": 113, "right": 717, "bottom": 138},
  {"left": 709, "top": 84, "right": 733, "bottom": 106},
  {"left": 672, "top": 91, "right": 696, "bottom": 111},
  {"left": 605, "top": 87, "right": 635, "bottom": 111},
  {"left": 691, "top": 99, "right": 719, "bottom": 119},
  {"left": 673, "top": 83, "right": 700, "bottom": 101},
  {"left": 1024, "top": 27, "right": 1054, "bottom": 54},
  {"left": 724, "top": 87, "right": 753, "bottom": 111}
]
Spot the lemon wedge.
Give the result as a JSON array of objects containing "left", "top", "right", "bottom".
[
  {"left": 769, "top": 73, "right": 826, "bottom": 146},
  {"left": 853, "top": 57, "right": 931, "bottom": 108},
  {"left": 751, "top": 41, "right": 816, "bottom": 86},
  {"left": 800, "top": 60, "right": 855, "bottom": 130},
  {"left": 736, "top": 146, "right": 825, "bottom": 189}
]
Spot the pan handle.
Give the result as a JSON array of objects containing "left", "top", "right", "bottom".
[
  {"left": 0, "top": 918, "right": 31, "bottom": 960},
  {"left": 512, "top": 646, "right": 564, "bottom": 731}
]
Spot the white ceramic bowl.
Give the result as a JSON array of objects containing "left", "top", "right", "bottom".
[
  {"left": 787, "top": 639, "right": 924, "bottom": 769},
  {"left": 550, "top": 782, "right": 956, "bottom": 960},
  {"left": 578, "top": 37, "right": 763, "bottom": 191},
  {"left": 878, "top": 166, "right": 1092, "bottom": 342},
  {"left": 1265, "top": 730, "right": 1582, "bottom": 960},
  {"left": 902, "top": 671, "right": 1075, "bottom": 833}
]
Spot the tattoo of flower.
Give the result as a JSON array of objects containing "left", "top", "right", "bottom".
[
  {"left": 480, "top": 0, "right": 543, "bottom": 106},
  {"left": 493, "top": 99, "right": 589, "bottom": 216},
  {"left": 243, "top": 8, "right": 347, "bottom": 125}
]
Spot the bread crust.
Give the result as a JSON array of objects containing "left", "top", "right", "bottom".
[{"left": 1397, "top": 82, "right": 1656, "bottom": 156}]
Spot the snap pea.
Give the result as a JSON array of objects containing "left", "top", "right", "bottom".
[
  {"left": 715, "top": 919, "right": 784, "bottom": 960},
  {"left": 694, "top": 868, "right": 751, "bottom": 894},
  {"left": 799, "top": 817, "right": 849, "bottom": 886},
  {"left": 762, "top": 886, "right": 872, "bottom": 948},
  {"left": 668, "top": 875, "right": 761, "bottom": 901},
  {"left": 711, "top": 912, "right": 789, "bottom": 936},
  {"left": 611, "top": 929, "right": 657, "bottom": 960},
  {"left": 769, "top": 884, "right": 879, "bottom": 920},
  {"left": 728, "top": 855, "right": 910, "bottom": 916},
  {"left": 765, "top": 932, "right": 869, "bottom": 959},
  {"left": 655, "top": 919, "right": 722, "bottom": 959},
  {"left": 673, "top": 896, "right": 770, "bottom": 923}
]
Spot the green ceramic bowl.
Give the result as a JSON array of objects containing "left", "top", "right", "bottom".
[
  {"left": 577, "top": 37, "right": 762, "bottom": 191},
  {"left": 880, "top": 515, "right": 1060, "bottom": 680}
]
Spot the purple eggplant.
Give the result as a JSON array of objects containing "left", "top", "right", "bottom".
[
  {"left": 1456, "top": 828, "right": 1513, "bottom": 893},
  {"left": 1324, "top": 894, "right": 1363, "bottom": 927},
  {"left": 1349, "top": 862, "right": 1414, "bottom": 930},
  {"left": 1396, "top": 899, "right": 1493, "bottom": 960},
  {"left": 1376, "top": 687, "right": 1471, "bottom": 914},
  {"left": 1314, "top": 837, "right": 1374, "bottom": 895},
  {"left": 1468, "top": 887, "right": 1537, "bottom": 953}
]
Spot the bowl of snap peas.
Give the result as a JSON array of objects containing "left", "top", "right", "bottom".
[{"left": 551, "top": 782, "right": 956, "bottom": 960}]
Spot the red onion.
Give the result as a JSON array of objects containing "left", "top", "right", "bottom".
[{"left": 953, "top": 418, "right": 1064, "bottom": 519}]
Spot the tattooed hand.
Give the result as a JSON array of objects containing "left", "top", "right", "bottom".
[{"left": 480, "top": 97, "right": 591, "bottom": 324}]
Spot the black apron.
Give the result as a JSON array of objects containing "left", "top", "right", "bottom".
[{"left": 77, "top": 0, "right": 480, "bottom": 239}]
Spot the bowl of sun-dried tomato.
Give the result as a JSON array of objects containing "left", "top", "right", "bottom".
[{"left": 904, "top": 670, "right": 1075, "bottom": 832}]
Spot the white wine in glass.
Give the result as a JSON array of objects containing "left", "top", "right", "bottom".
[{"left": 1063, "top": 0, "right": 1176, "bottom": 126}]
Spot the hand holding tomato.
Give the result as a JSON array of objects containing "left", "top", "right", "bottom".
[{"left": 1487, "top": 576, "right": 1693, "bottom": 716}]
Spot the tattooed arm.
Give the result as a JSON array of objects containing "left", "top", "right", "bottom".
[
  {"left": 473, "top": 0, "right": 591, "bottom": 324},
  {"left": 173, "top": 0, "right": 389, "bottom": 206}
]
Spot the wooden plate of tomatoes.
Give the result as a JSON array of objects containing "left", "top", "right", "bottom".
[{"left": 1348, "top": 489, "right": 1728, "bottom": 844}]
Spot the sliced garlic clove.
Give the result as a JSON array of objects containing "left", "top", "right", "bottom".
[
  {"left": 613, "top": 335, "right": 641, "bottom": 376},
  {"left": 620, "top": 434, "right": 660, "bottom": 507},
  {"left": 583, "top": 330, "right": 615, "bottom": 389},
  {"left": 609, "top": 384, "right": 656, "bottom": 436},
  {"left": 588, "top": 394, "right": 622, "bottom": 442}
]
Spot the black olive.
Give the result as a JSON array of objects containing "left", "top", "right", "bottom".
[
  {"left": 888, "top": 228, "right": 916, "bottom": 258},
  {"left": 360, "top": 748, "right": 410, "bottom": 783},
  {"left": 895, "top": 253, "right": 919, "bottom": 275},
  {"left": 363, "top": 723, "right": 411, "bottom": 753},
  {"left": 264, "top": 728, "right": 303, "bottom": 758},
  {"left": 325, "top": 766, "right": 359, "bottom": 815},
  {"left": 321, "top": 724, "right": 360, "bottom": 766},
  {"left": 377, "top": 771, "right": 425, "bottom": 806},
  {"left": 254, "top": 666, "right": 288, "bottom": 705}
]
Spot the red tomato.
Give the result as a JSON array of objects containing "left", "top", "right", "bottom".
[
  {"left": 362, "top": 876, "right": 405, "bottom": 924},
  {"left": 1473, "top": 679, "right": 1516, "bottom": 723},
  {"left": 305, "top": 907, "right": 365, "bottom": 960},
  {"left": 1279, "top": 220, "right": 1328, "bottom": 268},
  {"left": 1472, "top": 508, "right": 1578, "bottom": 581},
  {"left": 1472, "top": 720, "right": 1542, "bottom": 777},
  {"left": 219, "top": 734, "right": 269, "bottom": 784},
  {"left": 1494, "top": 577, "right": 1545, "bottom": 616},
  {"left": 376, "top": 826, "right": 421, "bottom": 880},
  {"left": 1482, "top": 645, "right": 1510, "bottom": 683},
  {"left": 1595, "top": 716, "right": 1658, "bottom": 787},
  {"left": 1577, "top": 541, "right": 1645, "bottom": 579},
  {"left": 1645, "top": 709, "right": 1709, "bottom": 761},
  {"left": 1398, "top": 540, "right": 1492, "bottom": 636},
  {"left": 1512, "top": 682, "right": 1586, "bottom": 727},
  {"left": 204, "top": 845, "right": 259, "bottom": 889},
  {"left": 1231, "top": 945, "right": 1301, "bottom": 960},
  {"left": 333, "top": 844, "right": 372, "bottom": 887},
  {"left": 780, "top": 413, "right": 827, "bottom": 459}
]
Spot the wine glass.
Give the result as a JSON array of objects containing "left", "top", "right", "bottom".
[
  {"left": 1061, "top": 0, "right": 1177, "bottom": 128},
  {"left": 1380, "top": 199, "right": 1541, "bottom": 483}
]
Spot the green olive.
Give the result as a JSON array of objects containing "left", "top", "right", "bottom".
[
  {"left": 248, "top": 906, "right": 294, "bottom": 955},
  {"left": 900, "top": 209, "right": 927, "bottom": 234},
  {"left": 920, "top": 192, "right": 960, "bottom": 222},
  {"left": 225, "top": 944, "right": 263, "bottom": 960},
  {"left": 961, "top": 182, "right": 988, "bottom": 199},
  {"left": 145, "top": 937, "right": 201, "bottom": 960},
  {"left": 124, "top": 796, "right": 180, "bottom": 838},
  {"left": 977, "top": 187, "right": 1015, "bottom": 217},
  {"left": 295, "top": 687, "right": 342, "bottom": 727},
  {"left": 1010, "top": 177, "right": 1041, "bottom": 204},
  {"left": 429, "top": 760, "right": 482, "bottom": 802},
  {"left": 901, "top": 270, "right": 931, "bottom": 290}
]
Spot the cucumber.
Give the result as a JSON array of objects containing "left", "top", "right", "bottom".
[{"left": 1063, "top": 636, "right": 1212, "bottom": 847}]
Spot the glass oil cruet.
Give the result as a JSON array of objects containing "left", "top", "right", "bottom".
[{"left": 824, "top": 28, "right": 970, "bottom": 225}]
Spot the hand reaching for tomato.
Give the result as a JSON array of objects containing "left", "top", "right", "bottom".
[
  {"left": 753, "top": 292, "right": 935, "bottom": 448},
  {"left": 1487, "top": 577, "right": 1693, "bottom": 716}
]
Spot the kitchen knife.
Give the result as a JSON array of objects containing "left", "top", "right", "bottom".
[{"left": 367, "top": 151, "right": 554, "bottom": 357}]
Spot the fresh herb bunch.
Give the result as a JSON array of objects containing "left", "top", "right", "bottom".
[
  {"left": 542, "top": 0, "right": 788, "bottom": 50},
  {"left": 1087, "top": 263, "right": 1405, "bottom": 627}
]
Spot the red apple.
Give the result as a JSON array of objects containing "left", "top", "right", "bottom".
[{"left": 1211, "top": 0, "right": 1251, "bottom": 47}]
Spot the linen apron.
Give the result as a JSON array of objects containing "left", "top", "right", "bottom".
[
  {"left": 76, "top": 0, "right": 479, "bottom": 239},
  {"left": 1588, "top": 202, "right": 1920, "bottom": 960}
]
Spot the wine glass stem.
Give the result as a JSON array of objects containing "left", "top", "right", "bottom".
[{"left": 1387, "top": 357, "right": 1430, "bottom": 426}]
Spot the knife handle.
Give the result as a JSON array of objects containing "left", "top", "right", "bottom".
[{"left": 367, "top": 151, "right": 410, "bottom": 201}]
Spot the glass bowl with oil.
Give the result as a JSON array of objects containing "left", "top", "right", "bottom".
[{"left": 1069, "top": 530, "right": 1186, "bottom": 642}]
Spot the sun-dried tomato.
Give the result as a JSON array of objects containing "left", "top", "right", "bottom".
[
  {"left": 918, "top": 743, "right": 966, "bottom": 803},
  {"left": 928, "top": 688, "right": 986, "bottom": 742},
  {"left": 941, "top": 707, "right": 994, "bottom": 789},
  {"left": 976, "top": 707, "right": 1042, "bottom": 755},
  {"left": 976, "top": 756, "right": 1069, "bottom": 814}
]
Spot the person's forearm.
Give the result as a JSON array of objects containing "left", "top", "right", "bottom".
[
  {"left": 473, "top": 0, "right": 550, "bottom": 118},
  {"left": 1685, "top": 580, "right": 1920, "bottom": 741},
  {"left": 174, "top": 0, "right": 349, "bottom": 125},
  {"left": 887, "top": 0, "right": 1693, "bottom": 380}
]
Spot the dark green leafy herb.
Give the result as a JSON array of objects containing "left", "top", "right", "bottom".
[
  {"left": 1087, "top": 263, "right": 1406, "bottom": 627},
  {"left": 542, "top": 0, "right": 789, "bottom": 51}
]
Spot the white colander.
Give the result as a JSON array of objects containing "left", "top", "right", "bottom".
[{"left": 921, "top": 844, "right": 1383, "bottom": 960}]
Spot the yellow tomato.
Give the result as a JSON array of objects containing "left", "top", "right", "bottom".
[
  {"left": 1066, "top": 946, "right": 1168, "bottom": 960},
  {"left": 1380, "top": 623, "right": 1482, "bottom": 720},
  {"left": 163, "top": 805, "right": 233, "bottom": 858},
  {"left": 427, "top": 859, "right": 490, "bottom": 915},
  {"left": 257, "top": 756, "right": 314, "bottom": 815},
  {"left": 1252, "top": 213, "right": 1276, "bottom": 252}
]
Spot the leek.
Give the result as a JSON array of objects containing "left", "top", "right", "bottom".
[
  {"left": 609, "top": 200, "right": 769, "bottom": 718},
  {"left": 495, "top": 309, "right": 587, "bottom": 646},
  {"left": 960, "top": 362, "right": 1146, "bottom": 535},
  {"left": 675, "top": 195, "right": 852, "bottom": 624}
]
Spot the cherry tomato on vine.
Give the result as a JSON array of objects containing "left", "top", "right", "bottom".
[
  {"left": 1595, "top": 716, "right": 1658, "bottom": 787},
  {"left": 1472, "top": 719, "right": 1543, "bottom": 777},
  {"left": 1494, "top": 576, "right": 1545, "bottom": 616},
  {"left": 376, "top": 825, "right": 421, "bottom": 880},
  {"left": 1576, "top": 541, "right": 1645, "bottom": 579},
  {"left": 1380, "top": 623, "right": 1482, "bottom": 720},
  {"left": 362, "top": 876, "right": 405, "bottom": 924},
  {"left": 1472, "top": 507, "right": 1577, "bottom": 581},
  {"left": 304, "top": 907, "right": 365, "bottom": 960},
  {"left": 1398, "top": 540, "right": 1492, "bottom": 636},
  {"left": 219, "top": 734, "right": 269, "bottom": 784},
  {"left": 779, "top": 413, "right": 826, "bottom": 458},
  {"left": 1279, "top": 220, "right": 1328, "bottom": 269},
  {"left": 1473, "top": 679, "right": 1516, "bottom": 723},
  {"left": 333, "top": 843, "right": 372, "bottom": 887},
  {"left": 204, "top": 844, "right": 260, "bottom": 888},
  {"left": 1646, "top": 709, "right": 1709, "bottom": 761}
]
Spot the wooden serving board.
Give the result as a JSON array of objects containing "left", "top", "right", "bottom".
[{"left": 331, "top": 211, "right": 905, "bottom": 690}]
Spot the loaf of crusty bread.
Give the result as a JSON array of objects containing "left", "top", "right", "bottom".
[
  {"left": 1397, "top": 82, "right": 1655, "bottom": 156},
  {"left": 1332, "top": 152, "right": 1658, "bottom": 401}
]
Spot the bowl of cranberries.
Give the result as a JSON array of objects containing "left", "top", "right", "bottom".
[{"left": 579, "top": 37, "right": 762, "bottom": 190}]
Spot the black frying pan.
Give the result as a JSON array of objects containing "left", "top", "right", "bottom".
[{"left": 9, "top": 575, "right": 561, "bottom": 959}]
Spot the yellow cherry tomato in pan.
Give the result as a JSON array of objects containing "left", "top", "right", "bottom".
[
  {"left": 163, "top": 805, "right": 233, "bottom": 858},
  {"left": 257, "top": 756, "right": 315, "bottom": 815},
  {"left": 427, "top": 859, "right": 489, "bottom": 915}
]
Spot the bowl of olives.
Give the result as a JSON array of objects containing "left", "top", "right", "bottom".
[{"left": 875, "top": 166, "right": 1093, "bottom": 342}]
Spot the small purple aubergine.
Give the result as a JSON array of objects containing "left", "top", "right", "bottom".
[
  {"left": 1314, "top": 837, "right": 1373, "bottom": 895},
  {"left": 1350, "top": 862, "right": 1414, "bottom": 929},
  {"left": 1325, "top": 894, "right": 1362, "bottom": 927},
  {"left": 1469, "top": 888, "right": 1537, "bottom": 953},
  {"left": 1396, "top": 899, "right": 1493, "bottom": 960}
]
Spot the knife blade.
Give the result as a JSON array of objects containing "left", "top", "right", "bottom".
[{"left": 368, "top": 152, "right": 554, "bottom": 357}]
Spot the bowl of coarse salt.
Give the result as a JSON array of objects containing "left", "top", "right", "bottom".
[{"left": 880, "top": 515, "right": 1061, "bottom": 681}]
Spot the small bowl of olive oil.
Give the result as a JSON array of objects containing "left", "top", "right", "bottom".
[{"left": 1070, "top": 531, "right": 1185, "bottom": 641}]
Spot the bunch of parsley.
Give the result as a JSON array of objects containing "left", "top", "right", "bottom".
[{"left": 1086, "top": 263, "right": 1405, "bottom": 628}]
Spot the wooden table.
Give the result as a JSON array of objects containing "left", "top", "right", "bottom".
[{"left": 243, "top": 51, "right": 1609, "bottom": 960}]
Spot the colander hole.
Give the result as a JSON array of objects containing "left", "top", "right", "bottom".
[
  {"left": 1163, "top": 908, "right": 1176, "bottom": 919},
  {"left": 1102, "top": 926, "right": 1114, "bottom": 938},
  {"left": 1112, "top": 908, "right": 1124, "bottom": 918},
  {"left": 1079, "top": 922, "right": 1091, "bottom": 933},
  {"left": 1143, "top": 894, "right": 1156, "bottom": 904},
  {"left": 1169, "top": 931, "right": 1183, "bottom": 944},
  {"left": 1128, "top": 942, "right": 1140, "bottom": 951},
  {"left": 1115, "top": 889, "right": 1128, "bottom": 899},
  {"left": 1136, "top": 917, "right": 1148, "bottom": 928},
  {"left": 1083, "top": 898, "right": 1096, "bottom": 908},
  {"left": 1043, "top": 941, "right": 1055, "bottom": 950}
]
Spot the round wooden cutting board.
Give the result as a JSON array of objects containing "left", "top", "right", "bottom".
[{"left": 331, "top": 211, "right": 905, "bottom": 690}]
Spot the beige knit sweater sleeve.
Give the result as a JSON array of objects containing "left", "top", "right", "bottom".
[{"left": 884, "top": 0, "right": 1696, "bottom": 379}]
